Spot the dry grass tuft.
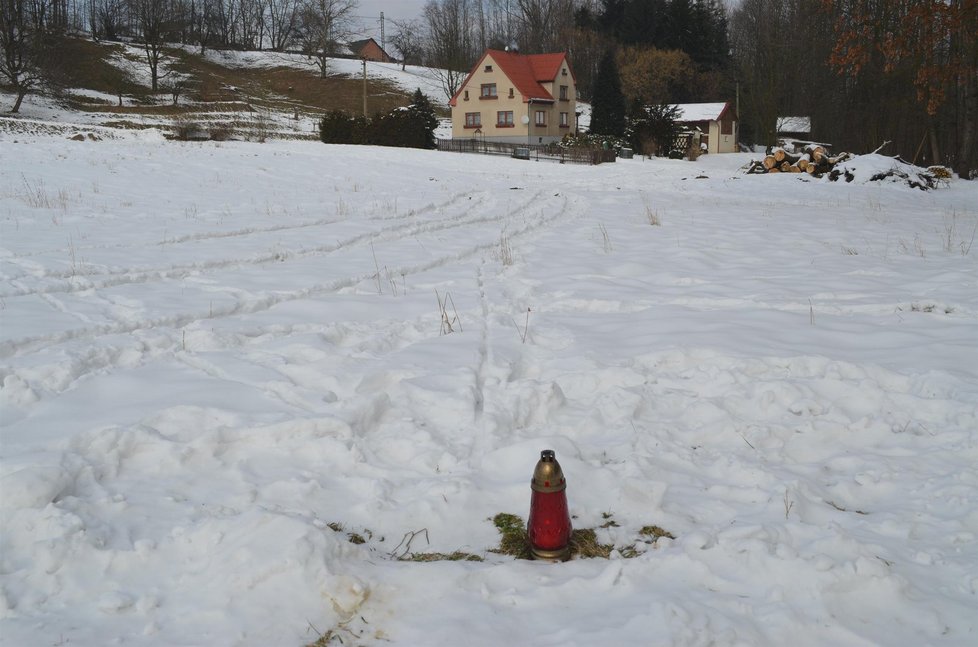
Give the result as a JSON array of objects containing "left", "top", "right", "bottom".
[
  {"left": 638, "top": 525, "right": 676, "bottom": 541},
  {"left": 326, "top": 522, "right": 371, "bottom": 545},
  {"left": 405, "top": 551, "right": 484, "bottom": 562},
  {"left": 569, "top": 528, "right": 614, "bottom": 559},
  {"left": 600, "top": 511, "right": 620, "bottom": 528},
  {"left": 490, "top": 513, "right": 532, "bottom": 559}
]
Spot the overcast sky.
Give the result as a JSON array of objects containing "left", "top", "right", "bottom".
[{"left": 352, "top": 0, "right": 427, "bottom": 38}]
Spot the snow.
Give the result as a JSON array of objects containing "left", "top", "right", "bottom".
[
  {"left": 826, "top": 153, "right": 947, "bottom": 189},
  {"left": 673, "top": 102, "right": 730, "bottom": 123},
  {"left": 201, "top": 48, "right": 451, "bottom": 105},
  {"left": 1, "top": 131, "right": 977, "bottom": 647},
  {"left": 777, "top": 116, "right": 811, "bottom": 134}
]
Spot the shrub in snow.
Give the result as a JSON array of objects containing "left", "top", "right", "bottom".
[
  {"left": 319, "top": 89, "right": 438, "bottom": 150},
  {"left": 170, "top": 117, "right": 207, "bottom": 141},
  {"left": 625, "top": 102, "right": 681, "bottom": 157},
  {"left": 560, "top": 132, "right": 626, "bottom": 153}
]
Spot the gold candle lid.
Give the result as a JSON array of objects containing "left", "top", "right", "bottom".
[{"left": 531, "top": 449, "right": 566, "bottom": 493}]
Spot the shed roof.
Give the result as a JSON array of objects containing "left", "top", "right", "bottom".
[{"left": 673, "top": 102, "right": 732, "bottom": 122}]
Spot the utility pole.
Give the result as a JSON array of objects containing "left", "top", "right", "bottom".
[
  {"left": 362, "top": 58, "right": 368, "bottom": 117},
  {"left": 735, "top": 81, "right": 740, "bottom": 147},
  {"left": 380, "top": 12, "right": 385, "bottom": 57}
]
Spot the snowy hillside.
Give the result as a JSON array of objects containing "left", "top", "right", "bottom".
[
  {"left": 200, "top": 48, "right": 451, "bottom": 104},
  {"left": 0, "top": 41, "right": 457, "bottom": 141},
  {"left": 1, "top": 129, "right": 976, "bottom": 646}
]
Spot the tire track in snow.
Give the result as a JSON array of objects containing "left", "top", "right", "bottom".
[
  {"left": 0, "top": 190, "right": 583, "bottom": 366},
  {"left": 3, "top": 189, "right": 481, "bottom": 263},
  {"left": 474, "top": 262, "right": 490, "bottom": 420},
  {"left": 0, "top": 192, "right": 493, "bottom": 296}
]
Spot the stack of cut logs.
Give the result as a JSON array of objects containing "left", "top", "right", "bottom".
[{"left": 745, "top": 145, "right": 852, "bottom": 175}]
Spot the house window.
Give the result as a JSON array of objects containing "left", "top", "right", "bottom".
[
  {"left": 560, "top": 112, "right": 569, "bottom": 128},
  {"left": 559, "top": 85, "right": 569, "bottom": 101},
  {"left": 497, "top": 111, "right": 514, "bottom": 127},
  {"left": 509, "top": 87, "right": 514, "bottom": 98},
  {"left": 535, "top": 110, "right": 546, "bottom": 126},
  {"left": 464, "top": 90, "right": 469, "bottom": 101},
  {"left": 562, "top": 68, "right": 568, "bottom": 76},
  {"left": 481, "top": 83, "right": 497, "bottom": 99},
  {"left": 465, "top": 112, "right": 481, "bottom": 128},
  {"left": 721, "top": 117, "right": 733, "bottom": 135},
  {"left": 485, "top": 65, "right": 493, "bottom": 72}
]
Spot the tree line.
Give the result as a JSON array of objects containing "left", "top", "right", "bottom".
[
  {"left": 2, "top": 0, "right": 360, "bottom": 109},
  {"left": 399, "top": 0, "right": 730, "bottom": 104},
  {"left": 3, "top": 0, "right": 975, "bottom": 175},
  {"left": 730, "top": 0, "right": 976, "bottom": 176},
  {"left": 413, "top": 0, "right": 975, "bottom": 174}
]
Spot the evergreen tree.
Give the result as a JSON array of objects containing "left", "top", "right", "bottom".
[
  {"left": 689, "top": 0, "right": 730, "bottom": 70},
  {"left": 407, "top": 88, "right": 439, "bottom": 150},
  {"left": 620, "top": 0, "right": 669, "bottom": 48},
  {"left": 589, "top": 49, "right": 627, "bottom": 137},
  {"left": 627, "top": 101, "right": 681, "bottom": 156},
  {"left": 320, "top": 90, "right": 439, "bottom": 150}
]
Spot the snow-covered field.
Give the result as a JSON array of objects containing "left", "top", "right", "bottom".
[{"left": 1, "top": 132, "right": 976, "bottom": 646}]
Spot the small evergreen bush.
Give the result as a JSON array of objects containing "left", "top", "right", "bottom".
[
  {"left": 626, "top": 103, "right": 681, "bottom": 157},
  {"left": 319, "top": 89, "right": 438, "bottom": 150}
]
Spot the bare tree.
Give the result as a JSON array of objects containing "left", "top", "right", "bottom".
[
  {"left": 389, "top": 18, "right": 424, "bottom": 70},
  {"left": 475, "top": 0, "right": 516, "bottom": 51},
  {"left": 264, "top": 0, "right": 298, "bottom": 51},
  {"left": 88, "top": 0, "right": 127, "bottom": 41},
  {"left": 187, "top": 0, "right": 216, "bottom": 53},
  {"left": 235, "top": 0, "right": 261, "bottom": 48},
  {"left": 515, "top": 0, "right": 576, "bottom": 53},
  {"left": 729, "top": 0, "right": 795, "bottom": 147},
  {"left": 422, "top": 0, "right": 478, "bottom": 98},
  {"left": 295, "top": 0, "right": 355, "bottom": 78},
  {"left": 129, "top": 0, "right": 177, "bottom": 91},
  {"left": 0, "top": 0, "right": 46, "bottom": 111},
  {"left": 823, "top": 0, "right": 977, "bottom": 175},
  {"left": 212, "top": 0, "right": 235, "bottom": 46}
]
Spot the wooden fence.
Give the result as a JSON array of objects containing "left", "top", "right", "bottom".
[{"left": 437, "top": 138, "right": 616, "bottom": 165}]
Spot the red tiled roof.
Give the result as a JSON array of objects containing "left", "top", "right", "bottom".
[{"left": 449, "top": 50, "right": 571, "bottom": 106}]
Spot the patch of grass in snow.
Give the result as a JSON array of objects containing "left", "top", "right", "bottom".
[
  {"left": 638, "top": 525, "right": 676, "bottom": 541},
  {"left": 405, "top": 551, "right": 484, "bottom": 562},
  {"left": 326, "top": 522, "right": 371, "bottom": 545},
  {"left": 490, "top": 513, "right": 675, "bottom": 560},
  {"left": 491, "top": 513, "right": 533, "bottom": 559},
  {"left": 600, "top": 511, "right": 620, "bottom": 527},
  {"left": 569, "top": 528, "right": 615, "bottom": 559}
]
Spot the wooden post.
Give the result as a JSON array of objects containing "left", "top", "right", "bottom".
[{"left": 362, "top": 58, "right": 368, "bottom": 117}]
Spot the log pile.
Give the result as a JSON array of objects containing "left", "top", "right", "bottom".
[
  {"left": 744, "top": 145, "right": 853, "bottom": 176},
  {"left": 743, "top": 149, "right": 949, "bottom": 190}
]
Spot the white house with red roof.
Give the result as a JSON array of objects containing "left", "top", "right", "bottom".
[{"left": 449, "top": 49, "right": 577, "bottom": 145}]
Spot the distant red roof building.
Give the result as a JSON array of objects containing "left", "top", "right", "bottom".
[{"left": 349, "top": 38, "right": 395, "bottom": 63}]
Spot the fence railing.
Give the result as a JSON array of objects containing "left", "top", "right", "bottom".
[{"left": 437, "top": 138, "right": 616, "bottom": 165}]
